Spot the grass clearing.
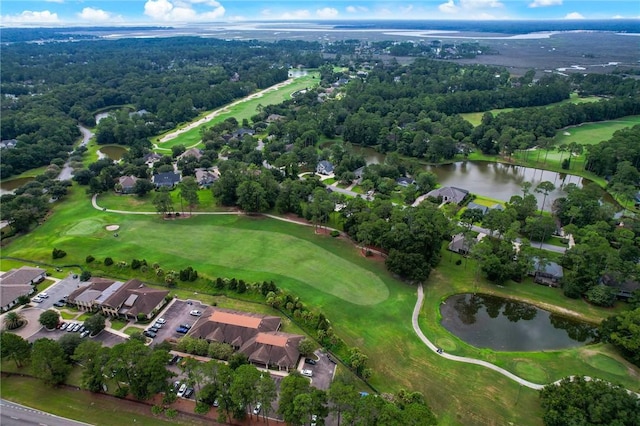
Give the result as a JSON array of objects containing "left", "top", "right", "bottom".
[
  {"left": 554, "top": 115, "right": 640, "bottom": 146},
  {"left": 4, "top": 183, "right": 639, "bottom": 426},
  {"left": 154, "top": 72, "right": 319, "bottom": 151}
]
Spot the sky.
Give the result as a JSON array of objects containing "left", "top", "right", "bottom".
[{"left": 1, "top": 1, "right": 639, "bottom": 26}]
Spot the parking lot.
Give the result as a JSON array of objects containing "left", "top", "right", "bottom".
[
  {"left": 299, "top": 350, "right": 337, "bottom": 391},
  {"left": 33, "top": 273, "right": 87, "bottom": 310},
  {"left": 147, "top": 299, "right": 208, "bottom": 344},
  {"left": 28, "top": 325, "right": 127, "bottom": 347}
]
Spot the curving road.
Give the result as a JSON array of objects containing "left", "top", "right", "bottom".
[{"left": 0, "top": 399, "right": 92, "bottom": 426}]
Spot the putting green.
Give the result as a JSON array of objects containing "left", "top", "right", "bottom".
[
  {"left": 584, "top": 353, "right": 628, "bottom": 376},
  {"left": 84, "top": 219, "right": 389, "bottom": 305},
  {"left": 64, "top": 218, "right": 107, "bottom": 236}
]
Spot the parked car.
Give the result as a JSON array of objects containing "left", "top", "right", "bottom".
[
  {"left": 169, "top": 355, "right": 179, "bottom": 365},
  {"left": 189, "top": 310, "right": 202, "bottom": 316},
  {"left": 79, "top": 326, "right": 85, "bottom": 333},
  {"left": 177, "top": 384, "right": 187, "bottom": 397},
  {"left": 301, "top": 369, "right": 313, "bottom": 377},
  {"left": 60, "top": 322, "right": 68, "bottom": 330},
  {"left": 148, "top": 326, "right": 159, "bottom": 333},
  {"left": 56, "top": 322, "right": 64, "bottom": 329},
  {"left": 253, "top": 402, "right": 262, "bottom": 415},
  {"left": 54, "top": 301, "right": 65, "bottom": 307},
  {"left": 184, "top": 388, "right": 194, "bottom": 399},
  {"left": 73, "top": 324, "right": 82, "bottom": 332},
  {"left": 153, "top": 322, "right": 163, "bottom": 329},
  {"left": 176, "top": 327, "right": 188, "bottom": 334},
  {"left": 213, "top": 399, "right": 219, "bottom": 407},
  {"left": 144, "top": 330, "right": 157, "bottom": 338},
  {"left": 179, "top": 323, "right": 191, "bottom": 329},
  {"left": 305, "top": 358, "right": 317, "bottom": 365},
  {"left": 156, "top": 318, "right": 167, "bottom": 324},
  {"left": 173, "top": 380, "right": 181, "bottom": 391},
  {"left": 80, "top": 330, "right": 90, "bottom": 338},
  {"left": 31, "top": 297, "right": 43, "bottom": 303},
  {"left": 175, "top": 356, "right": 183, "bottom": 364},
  {"left": 311, "top": 414, "right": 318, "bottom": 426},
  {"left": 66, "top": 323, "right": 76, "bottom": 332},
  {"left": 38, "top": 292, "right": 49, "bottom": 299}
]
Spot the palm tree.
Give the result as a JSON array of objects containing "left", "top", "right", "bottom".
[
  {"left": 3, "top": 311, "right": 25, "bottom": 330},
  {"left": 535, "top": 181, "right": 556, "bottom": 216}
]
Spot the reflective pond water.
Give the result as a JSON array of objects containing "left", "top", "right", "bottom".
[
  {"left": 350, "top": 145, "right": 609, "bottom": 206},
  {"left": 98, "top": 145, "right": 127, "bottom": 161},
  {"left": 440, "top": 293, "right": 596, "bottom": 351},
  {"left": 0, "top": 176, "right": 35, "bottom": 195}
]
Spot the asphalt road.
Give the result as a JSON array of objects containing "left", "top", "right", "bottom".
[{"left": 0, "top": 399, "right": 92, "bottom": 426}]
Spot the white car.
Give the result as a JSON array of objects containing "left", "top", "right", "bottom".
[
  {"left": 156, "top": 318, "right": 166, "bottom": 324},
  {"left": 253, "top": 402, "right": 262, "bottom": 415},
  {"left": 311, "top": 414, "right": 318, "bottom": 426},
  {"left": 189, "top": 310, "right": 202, "bottom": 316},
  {"left": 39, "top": 292, "right": 49, "bottom": 299},
  {"left": 301, "top": 369, "right": 313, "bottom": 377},
  {"left": 177, "top": 383, "right": 187, "bottom": 397},
  {"left": 31, "top": 297, "right": 43, "bottom": 303}
]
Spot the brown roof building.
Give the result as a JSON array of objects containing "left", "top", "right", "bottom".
[
  {"left": 68, "top": 278, "right": 169, "bottom": 320},
  {"left": 189, "top": 308, "right": 303, "bottom": 370},
  {"left": 1, "top": 266, "right": 45, "bottom": 312}
]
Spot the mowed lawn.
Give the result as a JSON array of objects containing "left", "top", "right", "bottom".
[
  {"left": 554, "top": 115, "right": 640, "bottom": 146},
  {"left": 4, "top": 186, "right": 639, "bottom": 426},
  {"left": 154, "top": 72, "right": 319, "bottom": 151}
]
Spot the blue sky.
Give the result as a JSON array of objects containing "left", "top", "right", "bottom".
[{"left": 1, "top": 1, "right": 639, "bottom": 26}]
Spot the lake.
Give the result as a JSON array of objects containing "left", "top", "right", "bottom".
[
  {"left": 351, "top": 145, "right": 603, "bottom": 206},
  {"left": 440, "top": 293, "right": 596, "bottom": 351},
  {"left": 98, "top": 145, "right": 127, "bottom": 161},
  {"left": 0, "top": 176, "right": 35, "bottom": 195}
]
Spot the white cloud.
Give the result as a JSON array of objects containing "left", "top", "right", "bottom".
[
  {"left": 346, "top": 5, "right": 368, "bottom": 13},
  {"left": 439, "top": 0, "right": 460, "bottom": 13},
  {"left": 44, "top": 0, "right": 65, "bottom": 3},
  {"left": 400, "top": 5, "right": 414, "bottom": 14},
  {"left": 1, "top": 10, "right": 60, "bottom": 24},
  {"left": 281, "top": 9, "right": 311, "bottom": 19},
  {"left": 460, "top": 0, "right": 503, "bottom": 8},
  {"left": 529, "top": 0, "right": 562, "bottom": 7},
  {"left": 78, "top": 7, "right": 114, "bottom": 22},
  {"left": 316, "top": 7, "right": 338, "bottom": 18},
  {"left": 564, "top": 12, "right": 585, "bottom": 19},
  {"left": 144, "top": 0, "right": 225, "bottom": 22}
]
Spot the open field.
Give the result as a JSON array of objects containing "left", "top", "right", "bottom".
[
  {"left": 153, "top": 72, "right": 319, "bottom": 151},
  {"left": 3, "top": 184, "right": 639, "bottom": 425},
  {"left": 554, "top": 115, "right": 640, "bottom": 146},
  {"left": 459, "top": 94, "right": 602, "bottom": 127}
]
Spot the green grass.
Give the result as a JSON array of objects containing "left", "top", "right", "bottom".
[
  {"left": 60, "top": 311, "right": 78, "bottom": 320},
  {"left": 96, "top": 190, "right": 229, "bottom": 213},
  {"left": 554, "top": 115, "right": 640, "bottom": 146},
  {"left": 108, "top": 318, "right": 129, "bottom": 331},
  {"left": 153, "top": 72, "right": 319, "bottom": 151},
  {"left": 0, "top": 374, "right": 206, "bottom": 426},
  {"left": 4, "top": 183, "right": 639, "bottom": 426}
]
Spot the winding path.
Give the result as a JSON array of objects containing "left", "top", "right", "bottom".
[{"left": 91, "top": 194, "right": 639, "bottom": 397}]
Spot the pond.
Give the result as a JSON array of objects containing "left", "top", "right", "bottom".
[
  {"left": 0, "top": 176, "right": 35, "bottom": 195},
  {"left": 440, "top": 293, "right": 596, "bottom": 351},
  {"left": 350, "top": 145, "right": 609, "bottom": 207},
  {"left": 98, "top": 145, "right": 127, "bottom": 161}
]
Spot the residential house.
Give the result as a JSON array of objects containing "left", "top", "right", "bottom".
[
  {"left": 188, "top": 308, "right": 303, "bottom": 370},
  {"left": 116, "top": 175, "right": 138, "bottom": 194},
  {"left": 0, "top": 266, "right": 45, "bottom": 312},
  {"left": 194, "top": 168, "right": 218, "bottom": 187},
  {"left": 178, "top": 148, "right": 203, "bottom": 162},
  {"left": 67, "top": 278, "right": 169, "bottom": 320},
  {"left": 316, "top": 160, "right": 334, "bottom": 176},
  {"left": 152, "top": 172, "right": 181, "bottom": 189},
  {"left": 266, "top": 114, "right": 285, "bottom": 123},
  {"left": 396, "top": 177, "right": 416, "bottom": 187},
  {"left": 466, "top": 202, "right": 489, "bottom": 215},
  {"left": 232, "top": 128, "right": 255, "bottom": 139},
  {"left": 0, "top": 139, "right": 17, "bottom": 150},
  {"left": 529, "top": 257, "right": 564, "bottom": 287},
  {"left": 353, "top": 166, "right": 365, "bottom": 182},
  {"left": 448, "top": 233, "right": 471, "bottom": 255},
  {"left": 143, "top": 152, "right": 163, "bottom": 167},
  {"left": 426, "top": 186, "right": 469, "bottom": 205},
  {"left": 600, "top": 274, "right": 640, "bottom": 301}
]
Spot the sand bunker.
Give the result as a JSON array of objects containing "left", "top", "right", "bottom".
[{"left": 105, "top": 225, "right": 120, "bottom": 231}]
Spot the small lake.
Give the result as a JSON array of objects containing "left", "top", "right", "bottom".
[
  {"left": 0, "top": 176, "right": 35, "bottom": 195},
  {"left": 350, "top": 145, "right": 609, "bottom": 206},
  {"left": 440, "top": 293, "right": 596, "bottom": 351},
  {"left": 98, "top": 145, "right": 127, "bottom": 161}
]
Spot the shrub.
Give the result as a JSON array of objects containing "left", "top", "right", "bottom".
[
  {"left": 80, "top": 270, "right": 92, "bottom": 281},
  {"left": 131, "top": 259, "right": 142, "bottom": 270},
  {"left": 104, "top": 257, "right": 114, "bottom": 266},
  {"left": 114, "top": 386, "right": 129, "bottom": 398},
  {"left": 330, "top": 230, "right": 340, "bottom": 237},
  {"left": 136, "top": 313, "right": 147, "bottom": 322},
  {"left": 215, "top": 277, "right": 225, "bottom": 289},
  {"left": 455, "top": 259, "right": 462, "bottom": 266},
  {"left": 86, "top": 255, "right": 95, "bottom": 263},
  {"left": 52, "top": 248, "right": 67, "bottom": 259},
  {"left": 151, "top": 405, "right": 163, "bottom": 416}
]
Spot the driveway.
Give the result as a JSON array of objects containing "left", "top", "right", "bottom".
[
  {"left": 297, "top": 350, "right": 336, "bottom": 391},
  {"left": 1, "top": 306, "right": 44, "bottom": 338},
  {"left": 148, "top": 299, "right": 208, "bottom": 345}
]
